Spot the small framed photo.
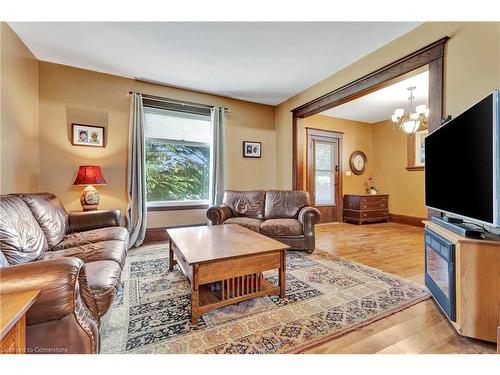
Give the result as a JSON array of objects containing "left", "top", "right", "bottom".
[
  {"left": 242, "top": 141, "right": 262, "bottom": 158},
  {"left": 415, "top": 129, "right": 428, "bottom": 166},
  {"left": 406, "top": 129, "right": 428, "bottom": 170},
  {"left": 72, "top": 123, "right": 105, "bottom": 147}
]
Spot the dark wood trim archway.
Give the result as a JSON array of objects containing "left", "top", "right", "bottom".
[{"left": 292, "top": 37, "right": 449, "bottom": 190}]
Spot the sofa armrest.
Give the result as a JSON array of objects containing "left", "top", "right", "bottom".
[
  {"left": 0, "top": 257, "right": 99, "bottom": 324},
  {"left": 298, "top": 206, "right": 321, "bottom": 226},
  {"left": 68, "top": 209, "right": 121, "bottom": 233},
  {"left": 206, "top": 205, "right": 233, "bottom": 225}
]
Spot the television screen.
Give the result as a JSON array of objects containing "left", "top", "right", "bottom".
[{"left": 425, "top": 92, "right": 498, "bottom": 225}]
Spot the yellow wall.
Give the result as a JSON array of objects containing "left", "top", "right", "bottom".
[
  {"left": 305, "top": 115, "right": 426, "bottom": 217},
  {"left": 304, "top": 115, "right": 373, "bottom": 195},
  {"left": 276, "top": 22, "right": 500, "bottom": 189},
  {"left": 0, "top": 23, "right": 39, "bottom": 194},
  {"left": 372, "top": 120, "right": 426, "bottom": 217},
  {"left": 38, "top": 62, "right": 276, "bottom": 227}
]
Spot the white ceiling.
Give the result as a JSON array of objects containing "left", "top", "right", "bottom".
[
  {"left": 321, "top": 70, "right": 429, "bottom": 123},
  {"left": 9, "top": 22, "right": 420, "bottom": 105}
]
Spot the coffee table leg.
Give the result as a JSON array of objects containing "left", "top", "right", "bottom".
[
  {"left": 168, "top": 240, "right": 176, "bottom": 271},
  {"left": 279, "top": 250, "right": 287, "bottom": 298},
  {"left": 191, "top": 265, "right": 200, "bottom": 324}
]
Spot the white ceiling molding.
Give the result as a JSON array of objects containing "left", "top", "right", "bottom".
[
  {"left": 9, "top": 22, "right": 420, "bottom": 105},
  {"left": 321, "top": 70, "right": 429, "bottom": 123}
]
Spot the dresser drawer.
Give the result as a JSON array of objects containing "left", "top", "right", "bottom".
[
  {"left": 361, "top": 195, "right": 388, "bottom": 204},
  {"left": 344, "top": 209, "right": 389, "bottom": 220},
  {"left": 359, "top": 200, "right": 388, "bottom": 210},
  {"left": 361, "top": 210, "right": 389, "bottom": 220},
  {"left": 344, "top": 195, "right": 388, "bottom": 210}
]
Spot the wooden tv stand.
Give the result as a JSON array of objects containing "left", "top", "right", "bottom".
[{"left": 424, "top": 221, "right": 500, "bottom": 343}]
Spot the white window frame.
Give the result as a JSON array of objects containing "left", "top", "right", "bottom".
[{"left": 144, "top": 109, "right": 212, "bottom": 209}]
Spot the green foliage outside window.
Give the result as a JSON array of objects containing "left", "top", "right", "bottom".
[{"left": 145, "top": 142, "right": 210, "bottom": 202}]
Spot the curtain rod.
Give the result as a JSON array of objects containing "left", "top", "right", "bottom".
[{"left": 128, "top": 91, "right": 230, "bottom": 112}]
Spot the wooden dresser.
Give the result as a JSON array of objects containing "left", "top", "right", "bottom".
[{"left": 343, "top": 194, "right": 389, "bottom": 225}]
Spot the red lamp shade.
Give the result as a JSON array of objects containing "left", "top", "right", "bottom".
[{"left": 73, "top": 165, "right": 107, "bottom": 185}]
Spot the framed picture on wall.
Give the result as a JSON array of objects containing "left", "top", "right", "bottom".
[
  {"left": 406, "top": 129, "right": 428, "bottom": 170},
  {"left": 415, "top": 130, "right": 427, "bottom": 166},
  {"left": 72, "top": 123, "right": 105, "bottom": 147},
  {"left": 242, "top": 141, "right": 262, "bottom": 158}
]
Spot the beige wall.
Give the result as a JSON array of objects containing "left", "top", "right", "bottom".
[
  {"left": 276, "top": 22, "right": 500, "bottom": 189},
  {"left": 3, "top": 21, "right": 499, "bottom": 226},
  {"left": 0, "top": 23, "right": 39, "bottom": 194},
  {"left": 372, "top": 120, "right": 426, "bottom": 218},
  {"left": 38, "top": 62, "right": 276, "bottom": 227},
  {"left": 304, "top": 115, "right": 373, "bottom": 195}
]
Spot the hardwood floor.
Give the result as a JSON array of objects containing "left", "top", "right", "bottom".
[{"left": 305, "top": 222, "right": 496, "bottom": 354}]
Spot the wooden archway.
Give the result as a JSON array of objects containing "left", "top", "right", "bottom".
[{"left": 291, "top": 37, "right": 449, "bottom": 190}]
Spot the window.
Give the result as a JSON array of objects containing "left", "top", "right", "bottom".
[
  {"left": 144, "top": 107, "right": 212, "bottom": 207},
  {"left": 314, "top": 141, "right": 335, "bottom": 205}
]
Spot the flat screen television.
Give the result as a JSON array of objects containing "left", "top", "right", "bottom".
[{"left": 425, "top": 90, "right": 500, "bottom": 227}]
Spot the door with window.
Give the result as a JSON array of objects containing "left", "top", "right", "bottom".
[{"left": 306, "top": 129, "right": 342, "bottom": 223}]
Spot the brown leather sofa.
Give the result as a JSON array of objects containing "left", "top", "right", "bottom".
[
  {"left": 207, "top": 190, "right": 320, "bottom": 251},
  {"left": 0, "top": 193, "right": 128, "bottom": 354}
]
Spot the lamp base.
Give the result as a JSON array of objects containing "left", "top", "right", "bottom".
[{"left": 80, "top": 185, "right": 100, "bottom": 211}]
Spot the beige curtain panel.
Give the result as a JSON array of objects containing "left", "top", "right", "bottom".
[
  {"left": 126, "top": 93, "right": 147, "bottom": 247},
  {"left": 210, "top": 106, "right": 226, "bottom": 206}
]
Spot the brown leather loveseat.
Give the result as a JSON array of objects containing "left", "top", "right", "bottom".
[
  {"left": 207, "top": 190, "right": 320, "bottom": 252},
  {"left": 0, "top": 193, "right": 128, "bottom": 354}
]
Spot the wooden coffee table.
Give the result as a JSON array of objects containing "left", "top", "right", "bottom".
[{"left": 167, "top": 224, "right": 289, "bottom": 323}]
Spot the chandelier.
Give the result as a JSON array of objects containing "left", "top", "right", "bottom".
[{"left": 391, "top": 86, "right": 429, "bottom": 133}]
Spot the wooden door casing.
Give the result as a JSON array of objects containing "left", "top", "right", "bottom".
[{"left": 306, "top": 128, "right": 343, "bottom": 223}]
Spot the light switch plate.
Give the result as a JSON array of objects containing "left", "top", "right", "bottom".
[{"left": 346, "top": 170, "right": 352, "bottom": 176}]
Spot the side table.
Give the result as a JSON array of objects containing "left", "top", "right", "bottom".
[{"left": 0, "top": 290, "right": 40, "bottom": 354}]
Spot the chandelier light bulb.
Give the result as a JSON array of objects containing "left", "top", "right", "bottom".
[
  {"left": 416, "top": 104, "right": 427, "bottom": 115},
  {"left": 402, "top": 120, "right": 419, "bottom": 133},
  {"left": 395, "top": 108, "right": 405, "bottom": 117}
]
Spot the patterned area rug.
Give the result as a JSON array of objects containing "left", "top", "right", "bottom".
[{"left": 102, "top": 245, "right": 429, "bottom": 354}]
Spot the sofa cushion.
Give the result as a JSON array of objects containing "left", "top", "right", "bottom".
[
  {"left": 264, "top": 190, "right": 311, "bottom": 219},
  {"left": 84, "top": 260, "right": 121, "bottom": 318},
  {"left": 224, "top": 217, "right": 263, "bottom": 233},
  {"left": 18, "top": 193, "right": 69, "bottom": 249},
  {"left": 0, "top": 251, "right": 9, "bottom": 268},
  {"left": 261, "top": 219, "right": 303, "bottom": 237},
  {"left": 0, "top": 195, "right": 48, "bottom": 265},
  {"left": 41, "top": 240, "right": 127, "bottom": 269},
  {"left": 223, "top": 190, "right": 265, "bottom": 219},
  {"left": 52, "top": 227, "right": 129, "bottom": 251}
]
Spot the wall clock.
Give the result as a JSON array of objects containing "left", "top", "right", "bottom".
[{"left": 349, "top": 150, "right": 367, "bottom": 175}]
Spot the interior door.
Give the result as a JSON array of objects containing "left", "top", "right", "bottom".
[{"left": 307, "top": 129, "right": 342, "bottom": 223}]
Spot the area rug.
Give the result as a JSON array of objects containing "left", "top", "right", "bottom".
[{"left": 102, "top": 245, "right": 429, "bottom": 354}]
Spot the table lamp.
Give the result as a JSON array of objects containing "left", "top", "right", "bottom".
[{"left": 73, "top": 165, "right": 107, "bottom": 211}]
